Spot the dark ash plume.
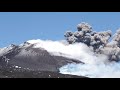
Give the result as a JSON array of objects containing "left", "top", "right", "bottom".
[{"left": 64, "top": 22, "right": 120, "bottom": 61}]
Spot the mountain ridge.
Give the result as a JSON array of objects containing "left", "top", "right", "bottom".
[{"left": 0, "top": 40, "right": 85, "bottom": 78}]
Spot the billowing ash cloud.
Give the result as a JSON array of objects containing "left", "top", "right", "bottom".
[{"left": 64, "top": 22, "right": 120, "bottom": 61}]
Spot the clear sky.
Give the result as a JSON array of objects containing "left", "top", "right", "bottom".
[{"left": 0, "top": 12, "right": 120, "bottom": 47}]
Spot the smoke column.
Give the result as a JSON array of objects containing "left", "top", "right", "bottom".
[
  {"left": 26, "top": 22, "right": 120, "bottom": 78},
  {"left": 64, "top": 22, "right": 120, "bottom": 62},
  {"left": 59, "top": 22, "right": 120, "bottom": 78}
]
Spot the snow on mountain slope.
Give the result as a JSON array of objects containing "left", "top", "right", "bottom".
[
  {"left": 1, "top": 39, "right": 120, "bottom": 78},
  {"left": 0, "top": 39, "right": 82, "bottom": 73}
]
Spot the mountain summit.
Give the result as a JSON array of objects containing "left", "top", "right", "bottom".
[{"left": 0, "top": 40, "right": 84, "bottom": 78}]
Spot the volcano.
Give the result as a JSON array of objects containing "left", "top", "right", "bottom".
[{"left": 0, "top": 41, "right": 86, "bottom": 78}]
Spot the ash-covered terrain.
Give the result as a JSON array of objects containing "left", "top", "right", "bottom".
[{"left": 0, "top": 41, "right": 85, "bottom": 78}]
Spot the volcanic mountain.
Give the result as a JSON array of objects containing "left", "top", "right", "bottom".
[{"left": 0, "top": 40, "right": 85, "bottom": 78}]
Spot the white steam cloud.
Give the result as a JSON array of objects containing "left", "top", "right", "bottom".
[
  {"left": 26, "top": 22, "right": 120, "bottom": 78},
  {"left": 26, "top": 39, "right": 120, "bottom": 78},
  {"left": 59, "top": 62, "right": 120, "bottom": 78}
]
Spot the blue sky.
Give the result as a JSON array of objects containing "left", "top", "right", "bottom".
[{"left": 0, "top": 12, "right": 120, "bottom": 47}]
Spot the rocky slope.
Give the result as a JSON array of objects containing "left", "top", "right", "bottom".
[{"left": 0, "top": 41, "right": 85, "bottom": 78}]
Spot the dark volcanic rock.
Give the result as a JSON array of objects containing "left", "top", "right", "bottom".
[
  {"left": 53, "top": 56, "right": 82, "bottom": 68},
  {"left": 10, "top": 47, "right": 59, "bottom": 72},
  {"left": 0, "top": 44, "right": 82, "bottom": 72},
  {"left": 0, "top": 66, "right": 87, "bottom": 78},
  {"left": 0, "top": 43, "right": 84, "bottom": 78}
]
